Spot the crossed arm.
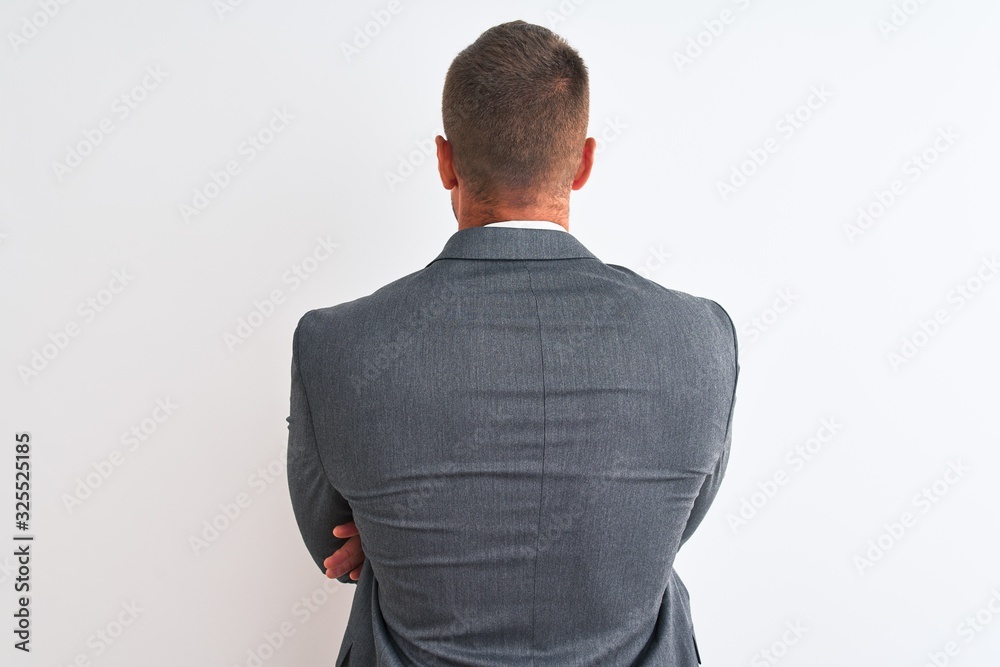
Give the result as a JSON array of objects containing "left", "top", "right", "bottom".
[{"left": 287, "top": 314, "right": 368, "bottom": 582}]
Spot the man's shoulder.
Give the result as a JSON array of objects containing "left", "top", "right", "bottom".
[
  {"left": 293, "top": 265, "right": 433, "bottom": 335},
  {"left": 605, "top": 262, "right": 735, "bottom": 330}
]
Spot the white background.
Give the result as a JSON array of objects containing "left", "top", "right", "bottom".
[{"left": 2, "top": 1, "right": 999, "bottom": 665}]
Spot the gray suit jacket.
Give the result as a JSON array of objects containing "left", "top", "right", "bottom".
[{"left": 287, "top": 226, "right": 738, "bottom": 666}]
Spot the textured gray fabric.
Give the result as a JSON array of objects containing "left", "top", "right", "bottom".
[{"left": 287, "top": 226, "right": 739, "bottom": 666}]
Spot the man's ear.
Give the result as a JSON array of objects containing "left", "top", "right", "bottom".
[
  {"left": 571, "top": 137, "right": 597, "bottom": 191},
  {"left": 436, "top": 135, "right": 457, "bottom": 189}
]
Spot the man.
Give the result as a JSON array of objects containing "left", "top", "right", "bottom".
[{"left": 287, "top": 20, "right": 738, "bottom": 666}]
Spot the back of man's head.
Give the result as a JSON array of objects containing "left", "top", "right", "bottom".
[{"left": 442, "top": 20, "right": 590, "bottom": 208}]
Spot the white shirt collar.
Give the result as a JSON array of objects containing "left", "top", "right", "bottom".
[{"left": 481, "top": 220, "right": 568, "bottom": 233}]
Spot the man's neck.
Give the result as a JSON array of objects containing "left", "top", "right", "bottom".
[{"left": 456, "top": 200, "right": 569, "bottom": 232}]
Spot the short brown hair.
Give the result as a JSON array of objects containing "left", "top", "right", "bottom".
[{"left": 442, "top": 20, "right": 589, "bottom": 205}]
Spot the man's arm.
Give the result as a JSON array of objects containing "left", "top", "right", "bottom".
[
  {"left": 678, "top": 415, "right": 733, "bottom": 547},
  {"left": 679, "top": 300, "right": 739, "bottom": 547},
  {"left": 286, "top": 312, "right": 358, "bottom": 585}
]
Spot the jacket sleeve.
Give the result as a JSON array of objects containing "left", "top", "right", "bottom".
[
  {"left": 286, "top": 312, "right": 358, "bottom": 584},
  {"left": 679, "top": 299, "right": 739, "bottom": 547}
]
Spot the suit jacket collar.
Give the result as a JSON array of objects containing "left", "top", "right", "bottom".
[{"left": 426, "top": 226, "right": 599, "bottom": 266}]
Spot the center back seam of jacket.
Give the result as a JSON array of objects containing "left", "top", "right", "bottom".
[{"left": 524, "top": 261, "right": 547, "bottom": 667}]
